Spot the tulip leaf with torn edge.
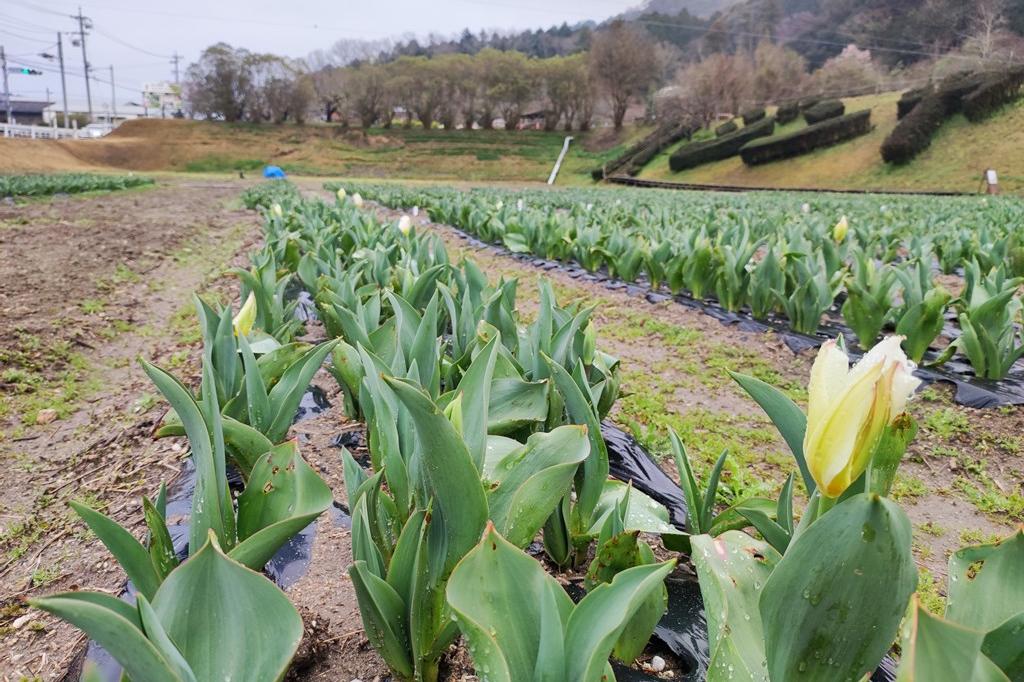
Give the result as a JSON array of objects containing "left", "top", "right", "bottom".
[
  {"left": 692, "top": 531, "right": 781, "bottom": 682},
  {"left": 945, "top": 529, "right": 1024, "bottom": 678},
  {"left": 760, "top": 493, "right": 917, "bottom": 682},
  {"left": 446, "top": 523, "right": 675, "bottom": 682},
  {"left": 230, "top": 440, "right": 334, "bottom": 571}
]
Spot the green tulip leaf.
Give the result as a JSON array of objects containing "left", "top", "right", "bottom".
[
  {"left": 729, "top": 371, "right": 813, "bottom": 494},
  {"left": 31, "top": 591, "right": 184, "bottom": 682},
  {"left": 386, "top": 376, "right": 488, "bottom": 574},
  {"left": 69, "top": 500, "right": 162, "bottom": 601},
  {"left": 897, "top": 598, "right": 1010, "bottom": 682},
  {"left": 152, "top": 532, "right": 303, "bottom": 682},
  {"left": 230, "top": 442, "right": 332, "bottom": 571},
  {"left": 761, "top": 494, "right": 916, "bottom": 682},
  {"left": 945, "top": 529, "right": 1024, "bottom": 633},
  {"left": 486, "top": 425, "right": 590, "bottom": 547}
]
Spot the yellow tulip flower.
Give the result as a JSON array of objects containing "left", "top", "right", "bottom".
[
  {"left": 233, "top": 292, "right": 258, "bottom": 337},
  {"left": 833, "top": 215, "right": 849, "bottom": 243},
  {"left": 336, "top": 187, "right": 346, "bottom": 201},
  {"left": 804, "top": 336, "right": 920, "bottom": 498}
]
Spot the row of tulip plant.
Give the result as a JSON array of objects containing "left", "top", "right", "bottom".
[
  {"left": 33, "top": 185, "right": 1022, "bottom": 681},
  {"left": 0, "top": 172, "right": 154, "bottom": 198},
  {"left": 330, "top": 182, "right": 1024, "bottom": 380}
]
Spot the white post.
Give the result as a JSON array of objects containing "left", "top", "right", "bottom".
[
  {"left": 30, "top": 126, "right": 36, "bottom": 139},
  {"left": 547, "top": 136, "right": 574, "bottom": 185}
]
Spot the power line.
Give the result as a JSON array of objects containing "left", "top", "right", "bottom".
[
  {"left": 92, "top": 26, "right": 170, "bottom": 59},
  {"left": 0, "top": 13, "right": 56, "bottom": 34},
  {"left": 0, "top": 26, "right": 56, "bottom": 43},
  {"left": 5, "top": 1, "right": 69, "bottom": 18}
]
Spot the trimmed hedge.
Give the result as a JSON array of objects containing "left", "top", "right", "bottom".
[
  {"left": 740, "top": 110, "right": 873, "bottom": 165},
  {"left": 897, "top": 87, "right": 930, "bottom": 120},
  {"left": 937, "top": 71, "right": 987, "bottom": 111},
  {"left": 963, "top": 67, "right": 1024, "bottom": 122},
  {"left": 798, "top": 97, "right": 821, "bottom": 111},
  {"left": 803, "top": 100, "right": 845, "bottom": 125},
  {"left": 880, "top": 93, "right": 948, "bottom": 164},
  {"left": 592, "top": 121, "right": 698, "bottom": 179},
  {"left": 741, "top": 107, "right": 766, "bottom": 125},
  {"left": 669, "top": 117, "right": 775, "bottom": 171},
  {"left": 623, "top": 122, "right": 697, "bottom": 176},
  {"left": 776, "top": 102, "right": 800, "bottom": 125},
  {"left": 881, "top": 71, "right": 988, "bottom": 165},
  {"left": 715, "top": 119, "right": 738, "bottom": 137}
]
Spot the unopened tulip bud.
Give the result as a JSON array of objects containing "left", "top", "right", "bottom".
[
  {"left": 233, "top": 292, "right": 257, "bottom": 337},
  {"left": 833, "top": 215, "right": 849, "bottom": 243}
]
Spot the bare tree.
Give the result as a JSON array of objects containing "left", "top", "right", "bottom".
[
  {"left": 810, "top": 47, "right": 887, "bottom": 98},
  {"left": 671, "top": 53, "right": 754, "bottom": 127},
  {"left": 347, "top": 63, "right": 389, "bottom": 128},
  {"left": 751, "top": 41, "right": 807, "bottom": 104},
  {"left": 589, "top": 21, "right": 659, "bottom": 130},
  {"left": 971, "top": 0, "right": 1009, "bottom": 60}
]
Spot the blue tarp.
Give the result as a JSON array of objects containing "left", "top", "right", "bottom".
[{"left": 263, "top": 165, "right": 286, "bottom": 179}]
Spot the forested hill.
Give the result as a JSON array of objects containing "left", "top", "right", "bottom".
[
  {"left": 373, "top": 0, "right": 1024, "bottom": 69},
  {"left": 706, "top": 0, "right": 1024, "bottom": 67}
]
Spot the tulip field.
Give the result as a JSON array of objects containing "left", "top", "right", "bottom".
[
  {"left": 331, "top": 182, "right": 1024, "bottom": 383},
  {"left": 3, "top": 177, "right": 1022, "bottom": 682},
  {"left": 0, "top": 173, "right": 154, "bottom": 198}
]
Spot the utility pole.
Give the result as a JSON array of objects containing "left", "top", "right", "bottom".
[
  {"left": 57, "top": 32, "right": 69, "bottom": 126},
  {"left": 109, "top": 65, "right": 116, "bottom": 122},
  {"left": 73, "top": 7, "right": 92, "bottom": 122},
  {"left": 170, "top": 52, "right": 181, "bottom": 84},
  {"left": 1, "top": 45, "right": 11, "bottom": 124}
]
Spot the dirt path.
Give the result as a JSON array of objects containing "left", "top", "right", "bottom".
[
  {"left": 367, "top": 201, "right": 1021, "bottom": 602},
  {"left": 0, "top": 179, "right": 263, "bottom": 680}
]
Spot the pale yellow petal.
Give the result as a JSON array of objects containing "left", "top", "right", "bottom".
[
  {"left": 233, "top": 292, "right": 257, "bottom": 337},
  {"left": 808, "top": 360, "right": 885, "bottom": 496},
  {"left": 806, "top": 340, "right": 849, "bottom": 434}
]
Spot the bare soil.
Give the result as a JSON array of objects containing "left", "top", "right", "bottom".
[{"left": 0, "top": 179, "right": 265, "bottom": 679}]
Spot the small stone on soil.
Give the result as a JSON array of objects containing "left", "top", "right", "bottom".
[{"left": 35, "top": 409, "right": 58, "bottom": 425}]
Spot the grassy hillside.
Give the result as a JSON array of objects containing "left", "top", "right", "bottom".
[
  {"left": 0, "top": 120, "right": 651, "bottom": 186},
  {"left": 637, "top": 91, "right": 1024, "bottom": 193}
]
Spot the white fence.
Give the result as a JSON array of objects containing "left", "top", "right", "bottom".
[{"left": 1, "top": 122, "right": 114, "bottom": 140}]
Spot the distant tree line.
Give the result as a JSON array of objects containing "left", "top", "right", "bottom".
[
  {"left": 185, "top": 23, "right": 662, "bottom": 130},
  {"left": 183, "top": 0, "right": 1024, "bottom": 131}
]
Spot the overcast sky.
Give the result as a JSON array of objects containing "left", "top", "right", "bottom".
[{"left": 1, "top": 0, "right": 637, "bottom": 111}]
